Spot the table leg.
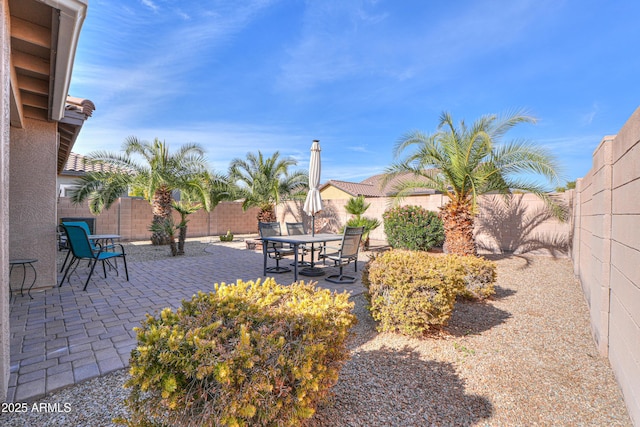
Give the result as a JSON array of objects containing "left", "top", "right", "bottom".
[
  {"left": 262, "top": 240, "right": 268, "bottom": 276},
  {"left": 293, "top": 243, "right": 299, "bottom": 282}
]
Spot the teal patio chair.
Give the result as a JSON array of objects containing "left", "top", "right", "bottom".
[
  {"left": 59, "top": 224, "right": 129, "bottom": 291},
  {"left": 59, "top": 221, "right": 98, "bottom": 273}
]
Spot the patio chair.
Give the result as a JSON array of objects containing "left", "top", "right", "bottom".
[
  {"left": 324, "top": 226, "right": 364, "bottom": 284},
  {"left": 59, "top": 224, "right": 129, "bottom": 291},
  {"left": 286, "top": 222, "right": 321, "bottom": 267},
  {"left": 59, "top": 221, "right": 113, "bottom": 273},
  {"left": 259, "top": 222, "right": 294, "bottom": 273}
]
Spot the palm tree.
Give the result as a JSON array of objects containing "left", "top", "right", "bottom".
[
  {"left": 344, "top": 196, "right": 381, "bottom": 250},
  {"left": 69, "top": 137, "right": 211, "bottom": 245},
  {"left": 229, "top": 151, "right": 307, "bottom": 223},
  {"left": 172, "top": 201, "right": 202, "bottom": 255},
  {"left": 386, "top": 110, "right": 563, "bottom": 256}
]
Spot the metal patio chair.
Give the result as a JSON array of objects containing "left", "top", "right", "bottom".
[
  {"left": 59, "top": 224, "right": 129, "bottom": 291},
  {"left": 324, "top": 226, "right": 364, "bottom": 284},
  {"left": 259, "top": 222, "right": 294, "bottom": 273}
]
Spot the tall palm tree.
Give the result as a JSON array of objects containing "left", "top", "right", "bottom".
[
  {"left": 229, "top": 151, "right": 307, "bottom": 223},
  {"left": 69, "top": 137, "right": 211, "bottom": 245},
  {"left": 386, "top": 110, "right": 563, "bottom": 256}
]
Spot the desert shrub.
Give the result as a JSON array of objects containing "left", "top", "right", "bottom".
[
  {"left": 361, "top": 251, "right": 497, "bottom": 336},
  {"left": 454, "top": 255, "right": 497, "bottom": 300},
  {"left": 362, "top": 250, "right": 464, "bottom": 336},
  {"left": 382, "top": 205, "right": 444, "bottom": 251},
  {"left": 120, "top": 278, "right": 356, "bottom": 427}
]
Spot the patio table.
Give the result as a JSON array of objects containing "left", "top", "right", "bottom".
[{"left": 260, "top": 233, "right": 342, "bottom": 281}]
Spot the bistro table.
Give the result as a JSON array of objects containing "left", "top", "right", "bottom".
[
  {"left": 260, "top": 233, "right": 343, "bottom": 282},
  {"left": 89, "top": 234, "right": 121, "bottom": 270},
  {"left": 9, "top": 259, "right": 37, "bottom": 300},
  {"left": 89, "top": 234, "right": 121, "bottom": 248}
]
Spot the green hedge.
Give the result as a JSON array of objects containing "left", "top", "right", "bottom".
[
  {"left": 119, "top": 278, "right": 356, "bottom": 427},
  {"left": 382, "top": 205, "right": 444, "bottom": 251}
]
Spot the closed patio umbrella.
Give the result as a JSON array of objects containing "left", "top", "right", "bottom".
[{"left": 303, "top": 140, "right": 323, "bottom": 236}]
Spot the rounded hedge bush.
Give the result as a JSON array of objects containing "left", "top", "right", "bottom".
[
  {"left": 362, "top": 250, "right": 463, "bottom": 336},
  {"left": 382, "top": 205, "right": 444, "bottom": 251},
  {"left": 120, "top": 278, "right": 356, "bottom": 427},
  {"left": 362, "top": 250, "right": 497, "bottom": 336}
]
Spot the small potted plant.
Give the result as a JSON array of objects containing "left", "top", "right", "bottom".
[{"left": 219, "top": 230, "right": 234, "bottom": 242}]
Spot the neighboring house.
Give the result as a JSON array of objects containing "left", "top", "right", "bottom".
[
  {"left": 58, "top": 152, "right": 122, "bottom": 197},
  {"left": 320, "top": 172, "right": 439, "bottom": 200},
  {"left": 1, "top": 0, "right": 90, "bottom": 402}
]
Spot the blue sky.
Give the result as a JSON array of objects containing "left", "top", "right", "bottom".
[{"left": 69, "top": 0, "right": 640, "bottom": 188}]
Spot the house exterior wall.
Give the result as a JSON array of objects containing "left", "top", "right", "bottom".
[
  {"left": 9, "top": 119, "right": 58, "bottom": 291},
  {"left": 319, "top": 186, "right": 351, "bottom": 200},
  {"left": 572, "top": 107, "right": 640, "bottom": 425},
  {"left": 1, "top": 0, "right": 11, "bottom": 403}
]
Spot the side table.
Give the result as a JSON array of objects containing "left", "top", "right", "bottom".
[{"left": 9, "top": 259, "right": 37, "bottom": 300}]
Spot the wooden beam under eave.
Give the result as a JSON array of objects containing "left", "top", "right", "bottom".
[
  {"left": 21, "top": 92, "right": 48, "bottom": 110},
  {"left": 9, "top": 61, "right": 24, "bottom": 128},
  {"left": 18, "top": 74, "right": 49, "bottom": 96},
  {"left": 10, "top": 17, "right": 51, "bottom": 50},
  {"left": 13, "top": 50, "right": 49, "bottom": 77}
]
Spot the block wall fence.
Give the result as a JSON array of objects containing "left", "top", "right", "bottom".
[
  {"left": 57, "top": 198, "right": 262, "bottom": 240},
  {"left": 278, "top": 192, "right": 572, "bottom": 256},
  {"left": 572, "top": 107, "right": 640, "bottom": 425}
]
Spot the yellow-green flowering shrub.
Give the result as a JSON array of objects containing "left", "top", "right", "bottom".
[
  {"left": 362, "top": 251, "right": 497, "bottom": 337},
  {"left": 119, "top": 278, "right": 356, "bottom": 427},
  {"left": 362, "top": 250, "right": 464, "bottom": 336},
  {"left": 454, "top": 255, "right": 497, "bottom": 300}
]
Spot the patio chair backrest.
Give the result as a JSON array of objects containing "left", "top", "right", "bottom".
[
  {"left": 62, "top": 224, "right": 96, "bottom": 259},
  {"left": 340, "top": 226, "right": 364, "bottom": 258},
  {"left": 259, "top": 222, "right": 285, "bottom": 249},
  {"left": 286, "top": 222, "right": 305, "bottom": 236},
  {"left": 62, "top": 221, "right": 98, "bottom": 251},
  {"left": 259, "top": 222, "right": 282, "bottom": 238}
]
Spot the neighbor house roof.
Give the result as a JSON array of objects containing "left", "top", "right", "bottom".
[
  {"left": 61, "top": 151, "right": 133, "bottom": 177},
  {"left": 320, "top": 172, "right": 439, "bottom": 198}
]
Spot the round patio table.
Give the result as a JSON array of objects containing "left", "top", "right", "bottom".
[{"left": 9, "top": 258, "right": 37, "bottom": 300}]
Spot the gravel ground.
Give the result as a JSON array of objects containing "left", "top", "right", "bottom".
[{"left": 2, "top": 244, "right": 632, "bottom": 426}]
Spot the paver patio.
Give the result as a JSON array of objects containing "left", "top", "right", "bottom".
[{"left": 7, "top": 243, "right": 365, "bottom": 402}]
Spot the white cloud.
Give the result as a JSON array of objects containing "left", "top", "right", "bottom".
[{"left": 140, "top": 0, "right": 158, "bottom": 12}]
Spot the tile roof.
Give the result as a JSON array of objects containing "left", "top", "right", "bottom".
[
  {"left": 57, "top": 97, "right": 96, "bottom": 174},
  {"left": 61, "top": 152, "right": 126, "bottom": 176},
  {"left": 321, "top": 172, "right": 439, "bottom": 197}
]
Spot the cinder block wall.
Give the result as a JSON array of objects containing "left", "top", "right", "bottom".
[
  {"left": 279, "top": 192, "right": 571, "bottom": 255},
  {"left": 57, "top": 198, "right": 260, "bottom": 241},
  {"left": 572, "top": 107, "right": 640, "bottom": 425}
]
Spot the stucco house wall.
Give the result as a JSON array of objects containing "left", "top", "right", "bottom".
[
  {"left": 9, "top": 119, "right": 59, "bottom": 289},
  {"left": 1, "top": 0, "right": 11, "bottom": 403}
]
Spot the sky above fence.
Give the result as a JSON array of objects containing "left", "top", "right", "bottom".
[{"left": 69, "top": 0, "right": 640, "bottom": 187}]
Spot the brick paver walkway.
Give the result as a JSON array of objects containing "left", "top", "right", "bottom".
[{"left": 7, "top": 244, "right": 364, "bottom": 402}]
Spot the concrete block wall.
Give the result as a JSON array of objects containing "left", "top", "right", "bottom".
[
  {"left": 280, "top": 192, "right": 571, "bottom": 255},
  {"left": 57, "top": 197, "right": 260, "bottom": 242},
  {"left": 572, "top": 107, "right": 640, "bottom": 425}
]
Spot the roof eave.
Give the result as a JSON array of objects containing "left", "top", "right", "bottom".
[{"left": 39, "top": 0, "right": 88, "bottom": 121}]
